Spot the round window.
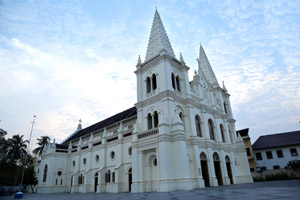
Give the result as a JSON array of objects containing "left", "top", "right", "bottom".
[
  {"left": 95, "top": 155, "right": 99, "bottom": 162},
  {"left": 110, "top": 151, "right": 115, "bottom": 159},
  {"left": 153, "top": 158, "right": 157, "bottom": 166},
  {"left": 83, "top": 158, "right": 87, "bottom": 164},
  {"left": 128, "top": 147, "right": 132, "bottom": 156},
  {"left": 72, "top": 160, "right": 75, "bottom": 167},
  {"left": 57, "top": 171, "right": 62, "bottom": 176}
]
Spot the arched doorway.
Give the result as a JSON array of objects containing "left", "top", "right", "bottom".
[
  {"left": 200, "top": 152, "right": 210, "bottom": 187},
  {"left": 128, "top": 168, "right": 132, "bottom": 192},
  {"left": 213, "top": 152, "right": 223, "bottom": 186},
  {"left": 225, "top": 156, "right": 233, "bottom": 184},
  {"left": 70, "top": 176, "right": 73, "bottom": 192},
  {"left": 94, "top": 172, "right": 98, "bottom": 192}
]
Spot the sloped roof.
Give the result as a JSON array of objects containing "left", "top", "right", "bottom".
[
  {"left": 145, "top": 10, "right": 175, "bottom": 61},
  {"left": 62, "top": 107, "right": 137, "bottom": 144},
  {"left": 237, "top": 128, "right": 249, "bottom": 137},
  {"left": 252, "top": 130, "right": 300, "bottom": 150}
]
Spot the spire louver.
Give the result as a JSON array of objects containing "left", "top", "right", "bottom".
[
  {"left": 198, "top": 44, "right": 219, "bottom": 86},
  {"left": 145, "top": 10, "right": 175, "bottom": 61}
]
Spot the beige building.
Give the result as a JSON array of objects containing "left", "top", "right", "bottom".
[{"left": 237, "top": 128, "right": 256, "bottom": 172}]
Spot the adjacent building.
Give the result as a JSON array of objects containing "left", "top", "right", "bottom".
[
  {"left": 36, "top": 10, "right": 252, "bottom": 193},
  {"left": 237, "top": 128, "right": 256, "bottom": 172},
  {"left": 253, "top": 130, "right": 300, "bottom": 171}
]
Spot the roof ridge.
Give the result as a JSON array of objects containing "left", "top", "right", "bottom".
[{"left": 62, "top": 106, "right": 137, "bottom": 144}]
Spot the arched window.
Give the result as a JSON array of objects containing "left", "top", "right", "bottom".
[
  {"left": 171, "top": 73, "right": 176, "bottom": 89},
  {"left": 228, "top": 125, "right": 233, "bottom": 143},
  {"left": 152, "top": 74, "right": 157, "bottom": 90},
  {"left": 107, "top": 170, "right": 111, "bottom": 183},
  {"left": 147, "top": 113, "right": 153, "bottom": 130},
  {"left": 213, "top": 152, "right": 220, "bottom": 161},
  {"left": 176, "top": 76, "right": 180, "bottom": 91},
  {"left": 200, "top": 152, "right": 207, "bottom": 160},
  {"left": 146, "top": 77, "right": 151, "bottom": 93},
  {"left": 153, "top": 111, "right": 158, "bottom": 128},
  {"left": 179, "top": 112, "right": 184, "bottom": 123},
  {"left": 208, "top": 119, "right": 215, "bottom": 140},
  {"left": 223, "top": 102, "right": 227, "bottom": 113},
  {"left": 195, "top": 115, "right": 202, "bottom": 137},
  {"left": 225, "top": 156, "right": 230, "bottom": 162},
  {"left": 220, "top": 124, "right": 225, "bottom": 142},
  {"left": 43, "top": 164, "right": 48, "bottom": 182}
]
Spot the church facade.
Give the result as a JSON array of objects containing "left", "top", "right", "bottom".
[{"left": 36, "top": 10, "right": 253, "bottom": 193}]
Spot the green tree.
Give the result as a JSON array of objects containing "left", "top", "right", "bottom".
[
  {"left": 6, "top": 134, "right": 28, "bottom": 164},
  {"left": 286, "top": 159, "right": 300, "bottom": 171},
  {"left": 23, "top": 154, "right": 38, "bottom": 193},
  {"left": 32, "top": 136, "right": 50, "bottom": 157},
  {"left": 0, "top": 128, "right": 8, "bottom": 164}
]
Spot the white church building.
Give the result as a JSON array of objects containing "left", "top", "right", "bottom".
[{"left": 36, "top": 10, "right": 253, "bottom": 193}]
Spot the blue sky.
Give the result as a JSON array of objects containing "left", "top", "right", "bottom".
[{"left": 0, "top": 0, "right": 299, "bottom": 150}]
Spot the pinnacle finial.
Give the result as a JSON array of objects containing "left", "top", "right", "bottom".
[
  {"left": 137, "top": 55, "right": 141, "bottom": 65},
  {"left": 222, "top": 81, "right": 227, "bottom": 92},
  {"left": 77, "top": 119, "right": 82, "bottom": 130},
  {"left": 180, "top": 52, "right": 185, "bottom": 64}
]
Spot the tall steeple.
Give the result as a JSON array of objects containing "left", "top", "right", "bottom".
[
  {"left": 198, "top": 44, "right": 219, "bottom": 86},
  {"left": 145, "top": 10, "right": 175, "bottom": 61}
]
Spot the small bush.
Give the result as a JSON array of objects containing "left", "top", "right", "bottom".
[
  {"left": 253, "top": 176, "right": 265, "bottom": 182},
  {"left": 285, "top": 160, "right": 300, "bottom": 171},
  {"left": 265, "top": 172, "right": 290, "bottom": 181}
]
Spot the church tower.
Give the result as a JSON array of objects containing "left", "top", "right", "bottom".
[
  {"left": 132, "top": 10, "right": 252, "bottom": 192},
  {"left": 132, "top": 10, "right": 199, "bottom": 192}
]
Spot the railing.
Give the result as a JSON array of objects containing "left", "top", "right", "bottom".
[{"left": 138, "top": 129, "right": 159, "bottom": 139}]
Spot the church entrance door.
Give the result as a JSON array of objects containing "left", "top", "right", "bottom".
[
  {"left": 128, "top": 168, "right": 132, "bottom": 192},
  {"left": 225, "top": 156, "right": 233, "bottom": 184},
  {"left": 213, "top": 153, "right": 223, "bottom": 186},
  {"left": 200, "top": 152, "right": 210, "bottom": 187},
  {"left": 94, "top": 172, "right": 98, "bottom": 192}
]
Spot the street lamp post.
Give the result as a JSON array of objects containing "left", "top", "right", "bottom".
[{"left": 18, "top": 115, "right": 36, "bottom": 194}]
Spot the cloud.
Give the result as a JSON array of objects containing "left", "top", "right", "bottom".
[{"left": 0, "top": 0, "right": 299, "bottom": 148}]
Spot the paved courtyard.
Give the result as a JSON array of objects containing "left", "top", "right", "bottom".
[{"left": 1, "top": 180, "right": 300, "bottom": 200}]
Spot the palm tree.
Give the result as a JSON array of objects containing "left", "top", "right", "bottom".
[
  {"left": 33, "top": 136, "right": 50, "bottom": 157},
  {"left": 6, "top": 134, "right": 28, "bottom": 164}
]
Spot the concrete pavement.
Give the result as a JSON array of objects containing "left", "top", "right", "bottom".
[{"left": 1, "top": 180, "right": 300, "bottom": 200}]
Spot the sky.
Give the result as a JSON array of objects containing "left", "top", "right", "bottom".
[{"left": 0, "top": 0, "right": 299, "bottom": 151}]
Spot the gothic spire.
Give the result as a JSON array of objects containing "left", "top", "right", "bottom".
[
  {"left": 180, "top": 52, "right": 185, "bottom": 64},
  {"left": 198, "top": 44, "right": 219, "bottom": 86},
  {"left": 137, "top": 55, "right": 141, "bottom": 65},
  {"left": 145, "top": 10, "right": 175, "bottom": 61}
]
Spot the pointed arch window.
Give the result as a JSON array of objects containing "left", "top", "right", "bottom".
[
  {"left": 171, "top": 73, "right": 176, "bottom": 89},
  {"left": 223, "top": 102, "right": 227, "bottom": 114},
  {"left": 153, "top": 111, "right": 158, "bottom": 128},
  {"left": 220, "top": 124, "right": 225, "bottom": 142},
  {"left": 176, "top": 76, "right": 180, "bottom": 91},
  {"left": 43, "top": 164, "right": 48, "bottom": 182},
  {"left": 146, "top": 77, "right": 151, "bottom": 93},
  {"left": 228, "top": 125, "right": 233, "bottom": 143},
  {"left": 208, "top": 119, "right": 215, "bottom": 140},
  {"left": 195, "top": 115, "right": 202, "bottom": 137},
  {"left": 147, "top": 113, "right": 153, "bottom": 130},
  {"left": 179, "top": 112, "right": 183, "bottom": 121},
  {"left": 152, "top": 74, "right": 157, "bottom": 90}
]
